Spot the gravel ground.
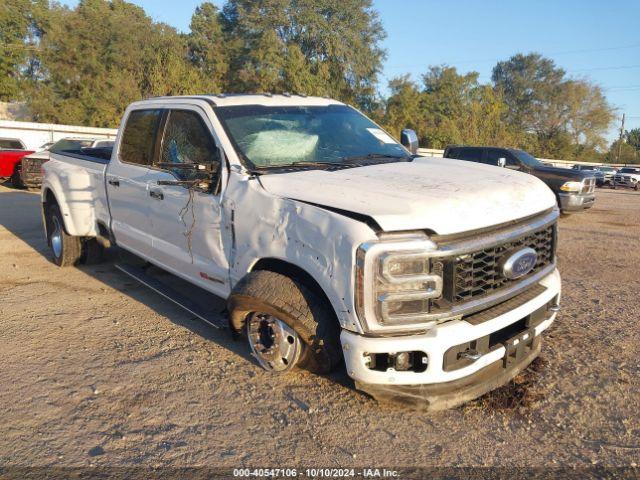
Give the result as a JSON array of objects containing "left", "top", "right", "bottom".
[{"left": 0, "top": 184, "right": 638, "bottom": 472}]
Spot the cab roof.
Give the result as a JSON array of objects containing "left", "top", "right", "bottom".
[{"left": 140, "top": 94, "right": 345, "bottom": 108}]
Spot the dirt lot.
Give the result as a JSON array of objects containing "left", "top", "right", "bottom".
[{"left": 0, "top": 184, "right": 639, "bottom": 472}]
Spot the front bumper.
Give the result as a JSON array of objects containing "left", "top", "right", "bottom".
[
  {"left": 341, "top": 268, "right": 561, "bottom": 410},
  {"left": 558, "top": 192, "right": 595, "bottom": 212},
  {"left": 613, "top": 178, "right": 638, "bottom": 189}
]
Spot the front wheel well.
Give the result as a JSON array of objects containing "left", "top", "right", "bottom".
[
  {"left": 42, "top": 188, "right": 59, "bottom": 239},
  {"left": 43, "top": 188, "right": 58, "bottom": 208},
  {"left": 250, "top": 258, "right": 338, "bottom": 322}
]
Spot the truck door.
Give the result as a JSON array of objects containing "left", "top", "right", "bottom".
[
  {"left": 145, "top": 107, "right": 230, "bottom": 298},
  {"left": 107, "top": 109, "right": 163, "bottom": 257}
]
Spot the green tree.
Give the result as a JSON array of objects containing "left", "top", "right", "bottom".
[
  {"left": 0, "top": 0, "right": 48, "bottom": 101},
  {"left": 608, "top": 139, "right": 639, "bottom": 164},
  {"left": 421, "top": 66, "right": 523, "bottom": 148},
  {"left": 28, "top": 0, "right": 206, "bottom": 126},
  {"left": 626, "top": 128, "right": 640, "bottom": 151},
  {"left": 383, "top": 66, "right": 523, "bottom": 149},
  {"left": 492, "top": 53, "right": 565, "bottom": 133},
  {"left": 492, "top": 53, "right": 615, "bottom": 158},
  {"left": 220, "top": 0, "right": 385, "bottom": 109},
  {"left": 381, "top": 75, "right": 425, "bottom": 139},
  {"left": 188, "top": 2, "right": 228, "bottom": 92},
  {"left": 605, "top": 128, "right": 640, "bottom": 164}
]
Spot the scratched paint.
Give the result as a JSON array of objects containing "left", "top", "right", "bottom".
[{"left": 226, "top": 173, "right": 377, "bottom": 333}]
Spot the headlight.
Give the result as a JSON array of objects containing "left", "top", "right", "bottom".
[
  {"left": 560, "top": 181, "right": 583, "bottom": 192},
  {"left": 355, "top": 234, "right": 443, "bottom": 333}
]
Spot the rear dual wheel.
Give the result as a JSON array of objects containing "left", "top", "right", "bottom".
[
  {"left": 45, "top": 204, "right": 105, "bottom": 266},
  {"left": 10, "top": 166, "right": 24, "bottom": 188},
  {"left": 46, "top": 204, "right": 82, "bottom": 266}
]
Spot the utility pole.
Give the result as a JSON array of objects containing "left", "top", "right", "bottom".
[{"left": 616, "top": 113, "right": 625, "bottom": 163}]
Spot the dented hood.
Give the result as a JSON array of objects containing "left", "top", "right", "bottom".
[{"left": 259, "top": 157, "right": 557, "bottom": 235}]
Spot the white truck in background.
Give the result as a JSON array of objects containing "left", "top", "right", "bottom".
[{"left": 41, "top": 94, "right": 561, "bottom": 410}]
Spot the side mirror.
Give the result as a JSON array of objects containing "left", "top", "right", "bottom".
[
  {"left": 400, "top": 129, "right": 419, "bottom": 155},
  {"left": 156, "top": 162, "right": 219, "bottom": 189},
  {"left": 497, "top": 157, "right": 506, "bottom": 168}
]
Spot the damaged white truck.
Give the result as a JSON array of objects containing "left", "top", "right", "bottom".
[{"left": 41, "top": 94, "right": 561, "bottom": 410}]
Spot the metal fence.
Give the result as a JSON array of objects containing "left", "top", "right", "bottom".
[
  {"left": 417, "top": 148, "right": 625, "bottom": 169},
  {"left": 0, "top": 120, "right": 117, "bottom": 151}
]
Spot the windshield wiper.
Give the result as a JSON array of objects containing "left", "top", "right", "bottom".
[
  {"left": 252, "top": 154, "right": 411, "bottom": 174},
  {"left": 340, "top": 153, "right": 411, "bottom": 163},
  {"left": 255, "top": 161, "right": 351, "bottom": 172}
]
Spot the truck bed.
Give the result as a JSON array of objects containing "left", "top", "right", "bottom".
[{"left": 44, "top": 148, "right": 113, "bottom": 237}]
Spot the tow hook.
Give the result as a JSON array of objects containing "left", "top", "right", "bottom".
[{"left": 458, "top": 349, "right": 482, "bottom": 361}]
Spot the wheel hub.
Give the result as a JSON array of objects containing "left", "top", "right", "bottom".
[
  {"left": 51, "top": 216, "right": 63, "bottom": 258},
  {"left": 247, "top": 313, "right": 302, "bottom": 372}
]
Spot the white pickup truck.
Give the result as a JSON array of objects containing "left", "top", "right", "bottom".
[{"left": 42, "top": 94, "right": 561, "bottom": 410}]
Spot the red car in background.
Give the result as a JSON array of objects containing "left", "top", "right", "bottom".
[{"left": 0, "top": 138, "right": 35, "bottom": 187}]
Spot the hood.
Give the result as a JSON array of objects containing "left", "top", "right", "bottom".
[
  {"left": 259, "top": 157, "right": 557, "bottom": 235},
  {"left": 535, "top": 164, "right": 592, "bottom": 180}
]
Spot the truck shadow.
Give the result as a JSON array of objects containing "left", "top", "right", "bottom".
[{"left": 0, "top": 187, "right": 355, "bottom": 391}]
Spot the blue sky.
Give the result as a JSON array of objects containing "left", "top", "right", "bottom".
[{"left": 59, "top": 0, "right": 640, "bottom": 141}]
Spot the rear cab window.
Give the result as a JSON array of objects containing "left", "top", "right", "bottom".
[
  {"left": 50, "top": 139, "right": 94, "bottom": 153},
  {"left": 0, "top": 138, "right": 26, "bottom": 150},
  {"left": 119, "top": 109, "right": 163, "bottom": 166}
]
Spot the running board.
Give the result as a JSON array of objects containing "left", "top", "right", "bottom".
[{"left": 115, "top": 263, "right": 224, "bottom": 329}]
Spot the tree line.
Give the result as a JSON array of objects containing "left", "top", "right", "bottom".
[{"left": 2, "top": 0, "right": 639, "bottom": 163}]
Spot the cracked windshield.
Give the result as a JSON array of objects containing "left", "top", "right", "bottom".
[{"left": 215, "top": 104, "right": 409, "bottom": 170}]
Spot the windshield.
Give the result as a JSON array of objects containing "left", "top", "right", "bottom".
[
  {"left": 599, "top": 167, "right": 615, "bottom": 172},
  {"left": 511, "top": 149, "right": 544, "bottom": 168},
  {"left": 620, "top": 168, "right": 640, "bottom": 173},
  {"left": 215, "top": 104, "right": 409, "bottom": 170}
]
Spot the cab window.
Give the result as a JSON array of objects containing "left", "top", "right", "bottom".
[
  {"left": 486, "top": 148, "right": 520, "bottom": 168},
  {"left": 455, "top": 148, "right": 484, "bottom": 163},
  {"left": 0, "top": 138, "right": 26, "bottom": 150},
  {"left": 158, "top": 110, "right": 221, "bottom": 184},
  {"left": 120, "top": 109, "right": 163, "bottom": 166}
]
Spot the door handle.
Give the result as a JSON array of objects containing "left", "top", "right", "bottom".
[
  {"left": 149, "top": 189, "right": 164, "bottom": 200},
  {"left": 108, "top": 178, "right": 120, "bottom": 187}
]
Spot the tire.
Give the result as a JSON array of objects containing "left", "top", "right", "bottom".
[
  {"left": 82, "top": 238, "right": 105, "bottom": 264},
  {"left": 228, "top": 270, "right": 342, "bottom": 374},
  {"left": 10, "top": 165, "right": 24, "bottom": 189},
  {"left": 46, "top": 204, "right": 82, "bottom": 267}
]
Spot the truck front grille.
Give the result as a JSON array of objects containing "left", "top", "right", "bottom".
[
  {"left": 23, "top": 157, "right": 45, "bottom": 173},
  {"left": 445, "top": 224, "right": 555, "bottom": 304},
  {"left": 581, "top": 177, "right": 596, "bottom": 194}
]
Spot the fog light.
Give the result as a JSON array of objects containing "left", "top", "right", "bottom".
[
  {"left": 395, "top": 352, "right": 411, "bottom": 371},
  {"left": 364, "top": 351, "right": 428, "bottom": 373}
]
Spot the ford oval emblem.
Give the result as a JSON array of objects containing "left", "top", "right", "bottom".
[{"left": 500, "top": 247, "right": 538, "bottom": 280}]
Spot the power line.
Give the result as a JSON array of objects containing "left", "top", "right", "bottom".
[
  {"left": 569, "top": 64, "right": 640, "bottom": 72},
  {"left": 604, "top": 84, "right": 640, "bottom": 89},
  {"left": 385, "top": 42, "right": 640, "bottom": 70}
]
